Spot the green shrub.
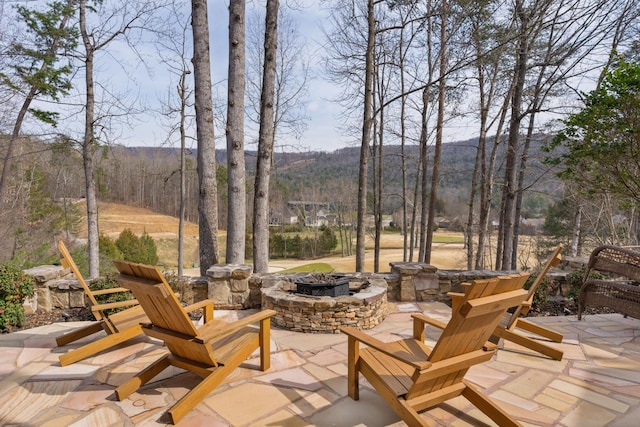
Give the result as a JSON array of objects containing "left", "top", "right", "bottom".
[
  {"left": 99, "top": 234, "right": 122, "bottom": 260},
  {"left": 116, "top": 229, "right": 141, "bottom": 261},
  {"left": 139, "top": 232, "right": 159, "bottom": 265},
  {"left": 318, "top": 227, "right": 338, "bottom": 255},
  {"left": 523, "top": 273, "right": 550, "bottom": 308},
  {"left": 0, "top": 265, "right": 35, "bottom": 331},
  {"left": 564, "top": 267, "right": 604, "bottom": 300},
  {"left": 90, "top": 274, "right": 133, "bottom": 315},
  {"left": 115, "top": 229, "right": 158, "bottom": 265}
]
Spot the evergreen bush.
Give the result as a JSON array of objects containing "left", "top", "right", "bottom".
[
  {"left": 0, "top": 265, "right": 35, "bottom": 331},
  {"left": 115, "top": 229, "right": 158, "bottom": 265}
]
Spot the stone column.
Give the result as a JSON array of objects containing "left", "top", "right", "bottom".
[
  {"left": 206, "top": 264, "right": 253, "bottom": 309},
  {"left": 389, "top": 262, "right": 439, "bottom": 302},
  {"left": 23, "top": 265, "right": 70, "bottom": 312}
]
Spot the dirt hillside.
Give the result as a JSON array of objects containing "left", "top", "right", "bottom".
[{"left": 76, "top": 201, "right": 202, "bottom": 269}]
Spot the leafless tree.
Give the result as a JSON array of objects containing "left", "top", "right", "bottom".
[
  {"left": 253, "top": 0, "right": 279, "bottom": 273},
  {"left": 192, "top": 0, "right": 219, "bottom": 274},
  {"left": 226, "top": 0, "right": 247, "bottom": 264},
  {"left": 155, "top": 3, "right": 194, "bottom": 276},
  {"left": 74, "top": 0, "right": 161, "bottom": 277}
]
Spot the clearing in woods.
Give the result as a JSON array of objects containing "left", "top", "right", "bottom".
[{"left": 77, "top": 201, "right": 468, "bottom": 273}]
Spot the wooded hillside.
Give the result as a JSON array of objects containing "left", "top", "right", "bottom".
[{"left": 0, "top": 133, "right": 561, "bottom": 266}]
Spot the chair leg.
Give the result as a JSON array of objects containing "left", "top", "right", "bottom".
[
  {"left": 495, "top": 327, "right": 563, "bottom": 361},
  {"left": 58, "top": 325, "right": 142, "bottom": 366},
  {"left": 346, "top": 335, "right": 360, "bottom": 400},
  {"left": 462, "top": 380, "right": 522, "bottom": 427},
  {"left": 259, "top": 317, "right": 271, "bottom": 371},
  {"left": 56, "top": 322, "right": 105, "bottom": 346},
  {"left": 115, "top": 353, "right": 171, "bottom": 401},
  {"left": 168, "top": 363, "right": 236, "bottom": 424},
  {"left": 512, "top": 318, "right": 563, "bottom": 342}
]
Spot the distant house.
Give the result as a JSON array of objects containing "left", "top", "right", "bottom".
[
  {"left": 269, "top": 208, "right": 298, "bottom": 226},
  {"left": 270, "top": 201, "right": 342, "bottom": 227}
]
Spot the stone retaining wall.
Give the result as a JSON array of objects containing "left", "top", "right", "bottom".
[
  {"left": 23, "top": 259, "right": 582, "bottom": 314},
  {"left": 23, "top": 265, "right": 83, "bottom": 313}
]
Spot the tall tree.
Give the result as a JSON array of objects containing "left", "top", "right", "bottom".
[
  {"left": 192, "top": 0, "right": 219, "bottom": 274},
  {"left": 0, "top": 0, "right": 76, "bottom": 214},
  {"left": 154, "top": 3, "right": 193, "bottom": 276},
  {"left": 76, "top": 0, "right": 157, "bottom": 277},
  {"left": 498, "top": 0, "right": 538, "bottom": 270},
  {"left": 546, "top": 58, "right": 640, "bottom": 211},
  {"left": 226, "top": 0, "right": 246, "bottom": 264},
  {"left": 355, "top": 0, "right": 375, "bottom": 272},
  {"left": 424, "top": 0, "right": 447, "bottom": 263},
  {"left": 252, "top": 0, "right": 279, "bottom": 273}
]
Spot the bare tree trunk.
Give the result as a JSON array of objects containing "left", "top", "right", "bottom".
[
  {"left": 466, "top": 131, "right": 483, "bottom": 270},
  {"left": 418, "top": 86, "right": 429, "bottom": 263},
  {"left": 373, "top": 100, "right": 384, "bottom": 273},
  {"left": 355, "top": 0, "right": 375, "bottom": 272},
  {"left": 79, "top": 0, "right": 101, "bottom": 278},
  {"left": 571, "top": 205, "right": 581, "bottom": 257},
  {"left": 226, "top": 0, "right": 246, "bottom": 264},
  {"left": 500, "top": 0, "right": 528, "bottom": 271},
  {"left": 253, "top": 0, "right": 279, "bottom": 273},
  {"left": 425, "top": 0, "right": 447, "bottom": 264},
  {"left": 192, "top": 0, "right": 219, "bottom": 274},
  {"left": 400, "top": 102, "right": 408, "bottom": 262},
  {"left": 409, "top": 154, "right": 421, "bottom": 262},
  {"left": 178, "top": 70, "right": 189, "bottom": 276}
]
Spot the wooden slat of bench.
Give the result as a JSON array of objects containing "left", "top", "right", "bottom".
[{"left": 361, "top": 346, "right": 415, "bottom": 397}]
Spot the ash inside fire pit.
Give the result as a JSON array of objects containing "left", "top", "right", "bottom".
[{"left": 295, "top": 274, "right": 350, "bottom": 297}]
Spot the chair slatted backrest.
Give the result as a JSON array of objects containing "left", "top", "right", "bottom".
[
  {"left": 406, "top": 274, "right": 529, "bottom": 399},
  {"left": 113, "top": 260, "right": 218, "bottom": 366},
  {"left": 524, "top": 245, "right": 563, "bottom": 306},
  {"left": 58, "top": 240, "right": 103, "bottom": 319},
  {"left": 510, "top": 244, "right": 563, "bottom": 322}
]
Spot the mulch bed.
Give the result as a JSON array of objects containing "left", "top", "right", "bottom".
[{"left": 3, "top": 299, "right": 615, "bottom": 334}]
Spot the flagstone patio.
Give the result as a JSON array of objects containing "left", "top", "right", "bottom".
[{"left": 0, "top": 301, "right": 638, "bottom": 426}]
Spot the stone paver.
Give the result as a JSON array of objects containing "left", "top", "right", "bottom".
[{"left": 0, "top": 302, "right": 639, "bottom": 426}]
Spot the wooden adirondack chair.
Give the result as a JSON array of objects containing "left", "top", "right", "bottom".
[
  {"left": 490, "top": 244, "right": 564, "bottom": 360},
  {"left": 341, "top": 273, "right": 530, "bottom": 427},
  {"left": 55, "top": 241, "right": 147, "bottom": 366},
  {"left": 112, "top": 260, "right": 276, "bottom": 424}
]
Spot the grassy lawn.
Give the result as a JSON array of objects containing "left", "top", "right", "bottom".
[{"left": 278, "top": 263, "right": 335, "bottom": 273}]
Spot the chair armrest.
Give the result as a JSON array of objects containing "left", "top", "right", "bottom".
[
  {"left": 91, "top": 287, "right": 133, "bottom": 296},
  {"left": 519, "top": 300, "right": 532, "bottom": 316},
  {"left": 196, "top": 309, "right": 276, "bottom": 344},
  {"left": 184, "top": 299, "right": 214, "bottom": 323},
  {"left": 447, "top": 292, "right": 465, "bottom": 313},
  {"left": 412, "top": 313, "right": 448, "bottom": 331},
  {"left": 414, "top": 348, "right": 494, "bottom": 380},
  {"left": 341, "top": 326, "right": 431, "bottom": 370},
  {"left": 91, "top": 299, "right": 139, "bottom": 312}
]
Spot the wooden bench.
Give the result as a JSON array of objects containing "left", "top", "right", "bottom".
[{"left": 578, "top": 245, "right": 640, "bottom": 320}]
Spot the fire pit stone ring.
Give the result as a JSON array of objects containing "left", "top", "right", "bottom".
[{"left": 261, "top": 275, "right": 388, "bottom": 333}]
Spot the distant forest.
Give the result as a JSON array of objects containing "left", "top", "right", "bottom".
[{"left": 0, "top": 133, "right": 560, "bottom": 239}]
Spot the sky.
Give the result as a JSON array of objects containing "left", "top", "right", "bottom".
[
  {"left": 129, "top": 0, "right": 350, "bottom": 153},
  {"left": 202, "top": 1, "right": 481, "bottom": 153},
  {"left": 11, "top": 0, "right": 484, "bottom": 153},
  {"left": 208, "top": 0, "right": 349, "bottom": 153},
  {"left": 126, "top": 0, "right": 479, "bottom": 153}
]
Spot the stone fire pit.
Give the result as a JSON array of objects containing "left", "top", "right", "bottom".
[{"left": 262, "top": 276, "right": 388, "bottom": 333}]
